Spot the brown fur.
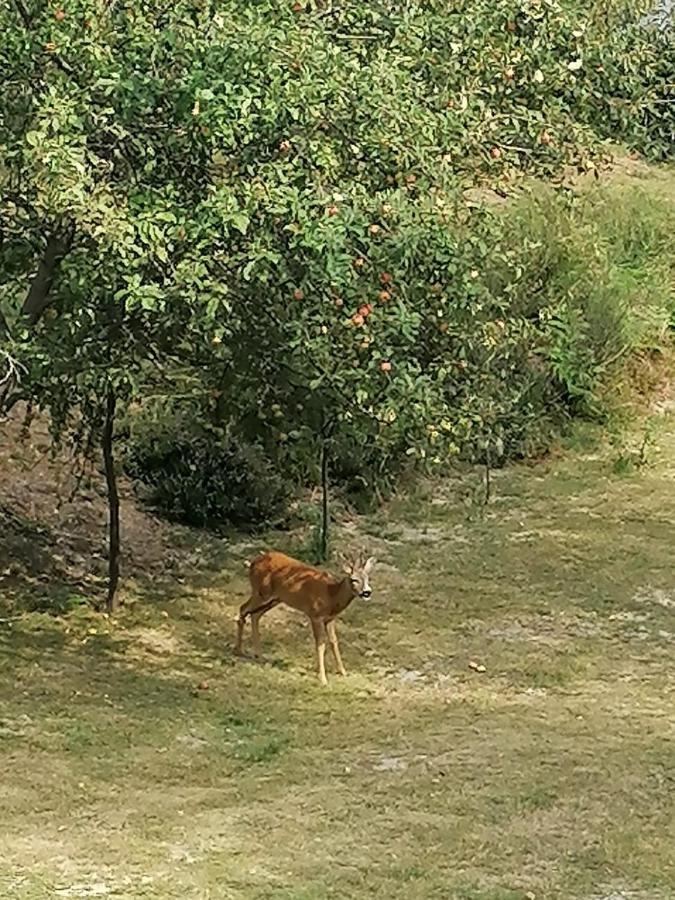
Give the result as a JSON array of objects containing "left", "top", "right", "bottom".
[{"left": 235, "top": 550, "right": 374, "bottom": 685}]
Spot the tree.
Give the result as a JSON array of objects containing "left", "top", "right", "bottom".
[{"left": 1, "top": 0, "right": 671, "bottom": 598}]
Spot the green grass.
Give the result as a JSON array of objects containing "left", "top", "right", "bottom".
[{"left": 1, "top": 406, "right": 674, "bottom": 899}]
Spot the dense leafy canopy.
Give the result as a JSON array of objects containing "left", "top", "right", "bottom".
[{"left": 0, "top": 1, "right": 672, "bottom": 540}]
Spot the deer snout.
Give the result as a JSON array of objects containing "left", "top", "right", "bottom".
[{"left": 360, "top": 588, "right": 372, "bottom": 600}]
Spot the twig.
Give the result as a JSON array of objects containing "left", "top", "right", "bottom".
[{"left": 10, "top": 0, "right": 31, "bottom": 29}]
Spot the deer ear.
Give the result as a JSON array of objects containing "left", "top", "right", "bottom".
[{"left": 363, "top": 556, "right": 376, "bottom": 574}]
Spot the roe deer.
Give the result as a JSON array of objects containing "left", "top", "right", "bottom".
[{"left": 235, "top": 551, "right": 376, "bottom": 685}]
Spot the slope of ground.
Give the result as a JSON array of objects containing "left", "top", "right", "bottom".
[{"left": 1, "top": 377, "right": 674, "bottom": 899}]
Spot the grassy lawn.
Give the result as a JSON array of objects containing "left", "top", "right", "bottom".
[{"left": 1, "top": 404, "right": 674, "bottom": 899}]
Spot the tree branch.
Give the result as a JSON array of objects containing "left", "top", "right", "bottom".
[
  {"left": 10, "top": 0, "right": 32, "bottom": 29},
  {"left": 22, "top": 229, "right": 73, "bottom": 325}
]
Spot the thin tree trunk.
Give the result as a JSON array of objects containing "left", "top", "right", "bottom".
[
  {"left": 0, "top": 307, "right": 10, "bottom": 340},
  {"left": 484, "top": 444, "right": 492, "bottom": 506},
  {"left": 319, "top": 438, "right": 329, "bottom": 562},
  {"left": 102, "top": 389, "right": 120, "bottom": 613}
]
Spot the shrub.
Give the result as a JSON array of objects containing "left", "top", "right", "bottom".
[
  {"left": 124, "top": 405, "right": 290, "bottom": 530},
  {"left": 492, "top": 182, "right": 675, "bottom": 417}
]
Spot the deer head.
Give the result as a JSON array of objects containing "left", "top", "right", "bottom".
[{"left": 340, "top": 553, "right": 377, "bottom": 600}]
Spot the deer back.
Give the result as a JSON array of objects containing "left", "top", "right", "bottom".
[{"left": 249, "top": 551, "right": 352, "bottom": 619}]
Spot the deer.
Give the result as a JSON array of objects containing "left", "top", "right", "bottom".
[{"left": 235, "top": 551, "right": 376, "bottom": 685}]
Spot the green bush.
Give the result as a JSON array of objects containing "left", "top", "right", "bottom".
[
  {"left": 124, "top": 406, "right": 290, "bottom": 530},
  {"left": 490, "top": 182, "right": 675, "bottom": 418}
]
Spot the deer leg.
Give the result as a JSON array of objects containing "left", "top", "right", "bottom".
[
  {"left": 250, "top": 609, "right": 264, "bottom": 657},
  {"left": 310, "top": 618, "right": 328, "bottom": 686},
  {"left": 235, "top": 597, "right": 253, "bottom": 655},
  {"left": 236, "top": 596, "right": 278, "bottom": 655},
  {"left": 327, "top": 620, "right": 347, "bottom": 676}
]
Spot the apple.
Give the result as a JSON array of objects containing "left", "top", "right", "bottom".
[
  {"left": 358, "top": 304, "right": 373, "bottom": 318},
  {"left": 326, "top": 204, "right": 339, "bottom": 216},
  {"left": 293, "top": 288, "right": 304, "bottom": 301},
  {"left": 380, "top": 271, "right": 393, "bottom": 284},
  {"left": 353, "top": 257, "right": 366, "bottom": 270},
  {"left": 352, "top": 313, "right": 365, "bottom": 327},
  {"left": 380, "top": 360, "right": 392, "bottom": 373},
  {"left": 378, "top": 290, "right": 392, "bottom": 303},
  {"left": 369, "top": 223, "right": 381, "bottom": 236},
  {"left": 54, "top": 8, "right": 65, "bottom": 20},
  {"left": 279, "top": 139, "right": 292, "bottom": 154},
  {"left": 490, "top": 146, "right": 502, "bottom": 159},
  {"left": 334, "top": 297, "right": 344, "bottom": 308}
]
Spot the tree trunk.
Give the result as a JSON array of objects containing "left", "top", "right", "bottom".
[
  {"left": 0, "top": 307, "right": 10, "bottom": 340},
  {"left": 484, "top": 444, "right": 492, "bottom": 506},
  {"left": 102, "top": 389, "right": 121, "bottom": 613},
  {"left": 319, "top": 438, "right": 330, "bottom": 562}
]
